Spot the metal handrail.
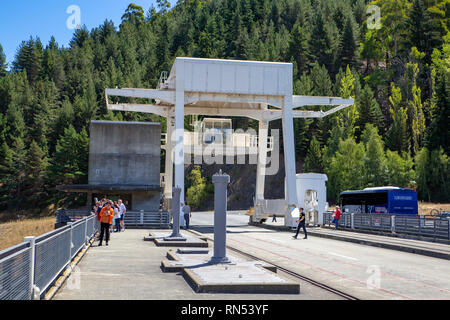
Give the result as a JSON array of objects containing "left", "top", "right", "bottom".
[
  {"left": 0, "top": 215, "right": 99, "bottom": 300},
  {"left": 323, "top": 212, "right": 450, "bottom": 240}
]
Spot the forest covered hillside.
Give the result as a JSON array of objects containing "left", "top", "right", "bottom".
[{"left": 0, "top": 0, "right": 448, "bottom": 216}]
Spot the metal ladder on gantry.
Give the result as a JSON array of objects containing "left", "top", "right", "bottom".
[{"left": 105, "top": 57, "right": 353, "bottom": 227}]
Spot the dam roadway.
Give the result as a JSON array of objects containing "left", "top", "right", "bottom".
[{"left": 54, "top": 211, "right": 450, "bottom": 300}]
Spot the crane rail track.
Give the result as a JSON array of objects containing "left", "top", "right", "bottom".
[{"left": 194, "top": 231, "right": 358, "bottom": 300}]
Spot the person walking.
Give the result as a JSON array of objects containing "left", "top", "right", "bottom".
[
  {"left": 182, "top": 202, "right": 192, "bottom": 230},
  {"left": 118, "top": 199, "right": 126, "bottom": 232},
  {"left": 98, "top": 202, "right": 114, "bottom": 246},
  {"left": 332, "top": 206, "right": 341, "bottom": 230},
  {"left": 292, "top": 206, "right": 307, "bottom": 239},
  {"left": 272, "top": 213, "right": 277, "bottom": 222}
]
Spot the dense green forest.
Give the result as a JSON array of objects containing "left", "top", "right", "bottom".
[{"left": 0, "top": 0, "right": 448, "bottom": 216}]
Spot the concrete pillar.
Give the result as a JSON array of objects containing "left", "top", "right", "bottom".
[
  {"left": 174, "top": 60, "right": 185, "bottom": 203},
  {"left": 168, "top": 187, "right": 182, "bottom": 238},
  {"left": 256, "top": 120, "right": 269, "bottom": 200},
  {"left": 282, "top": 87, "right": 298, "bottom": 227},
  {"left": 164, "top": 117, "right": 174, "bottom": 200},
  {"left": 210, "top": 171, "right": 231, "bottom": 264}
]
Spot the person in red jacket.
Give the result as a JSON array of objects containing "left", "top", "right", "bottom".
[
  {"left": 332, "top": 206, "right": 341, "bottom": 230},
  {"left": 98, "top": 202, "right": 114, "bottom": 246}
]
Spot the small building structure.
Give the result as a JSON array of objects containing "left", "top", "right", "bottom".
[{"left": 57, "top": 120, "right": 162, "bottom": 212}]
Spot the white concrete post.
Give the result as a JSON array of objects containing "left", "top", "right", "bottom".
[
  {"left": 174, "top": 59, "right": 185, "bottom": 203},
  {"left": 256, "top": 120, "right": 269, "bottom": 201},
  {"left": 351, "top": 213, "right": 355, "bottom": 230},
  {"left": 391, "top": 215, "right": 396, "bottom": 234},
  {"left": 282, "top": 69, "right": 298, "bottom": 227},
  {"left": 24, "top": 236, "right": 36, "bottom": 300},
  {"left": 164, "top": 116, "right": 175, "bottom": 200},
  {"left": 140, "top": 210, "right": 144, "bottom": 225},
  {"left": 210, "top": 171, "right": 231, "bottom": 264},
  {"left": 168, "top": 187, "right": 182, "bottom": 238}
]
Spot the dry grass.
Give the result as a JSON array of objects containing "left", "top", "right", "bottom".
[
  {"left": 419, "top": 202, "right": 450, "bottom": 215},
  {"left": 0, "top": 217, "right": 55, "bottom": 251}
]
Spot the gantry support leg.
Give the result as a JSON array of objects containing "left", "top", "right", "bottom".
[
  {"left": 164, "top": 116, "right": 174, "bottom": 200},
  {"left": 282, "top": 87, "right": 298, "bottom": 227}
]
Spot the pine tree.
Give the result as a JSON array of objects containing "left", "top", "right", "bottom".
[
  {"left": 0, "top": 43, "right": 7, "bottom": 77},
  {"left": 425, "top": 70, "right": 449, "bottom": 154},
  {"left": 304, "top": 137, "right": 324, "bottom": 173},
  {"left": 24, "top": 141, "right": 48, "bottom": 208},
  {"left": 13, "top": 37, "right": 44, "bottom": 84},
  {"left": 0, "top": 142, "right": 14, "bottom": 209},
  {"left": 288, "top": 23, "right": 310, "bottom": 76},
  {"left": 357, "top": 84, "right": 384, "bottom": 133},
  {"left": 338, "top": 16, "right": 358, "bottom": 70}
]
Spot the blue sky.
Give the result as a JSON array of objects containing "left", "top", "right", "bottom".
[{"left": 0, "top": 0, "right": 176, "bottom": 67}]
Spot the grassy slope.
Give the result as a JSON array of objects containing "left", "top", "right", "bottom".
[{"left": 0, "top": 217, "right": 55, "bottom": 251}]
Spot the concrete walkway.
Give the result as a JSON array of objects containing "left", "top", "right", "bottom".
[{"left": 53, "top": 229, "right": 342, "bottom": 300}]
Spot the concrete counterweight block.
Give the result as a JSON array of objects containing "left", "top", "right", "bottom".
[
  {"left": 209, "top": 171, "right": 232, "bottom": 264},
  {"left": 165, "top": 187, "right": 186, "bottom": 241}
]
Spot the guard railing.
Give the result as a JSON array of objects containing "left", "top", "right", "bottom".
[
  {"left": 323, "top": 212, "right": 450, "bottom": 240},
  {"left": 123, "top": 211, "right": 170, "bottom": 228},
  {"left": 0, "top": 214, "right": 99, "bottom": 300}
]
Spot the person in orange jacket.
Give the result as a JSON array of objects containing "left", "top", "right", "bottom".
[{"left": 98, "top": 202, "right": 114, "bottom": 246}]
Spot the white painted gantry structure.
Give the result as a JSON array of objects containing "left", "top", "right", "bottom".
[{"left": 105, "top": 57, "right": 353, "bottom": 227}]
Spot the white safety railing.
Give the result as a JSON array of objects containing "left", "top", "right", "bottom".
[
  {"left": 0, "top": 214, "right": 99, "bottom": 300},
  {"left": 323, "top": 212, "right": 450, "bottom": 240},
  {"left": 123, "top": 211, "right": 170, "bottom": 229}
]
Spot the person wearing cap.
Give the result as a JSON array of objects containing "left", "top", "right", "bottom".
[{"left": 98, "top": 202, "right": 114, "bottom": 246}]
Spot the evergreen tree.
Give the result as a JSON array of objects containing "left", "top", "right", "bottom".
[
  {"left": 288, "top": 23, "right": 310, "bottom": 76},
  {"left": 338, "top": 16, "right": 358, "bottom": 70},
  {"left": 425, "top": 70, "right": 449, "bottom": 154},
  {"left": 357, "top": 84, "right": 383, "bottom": 133},
  {"left": 0, "top": 43, "right": 7, "bottom": 77},
  {"left": 24, "top": 141, "right": 48, "bottom": 208},
  {"left": 304, "top": 137, "right": 324, "bottom": 173}
]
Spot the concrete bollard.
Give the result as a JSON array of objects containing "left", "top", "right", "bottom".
[
  {"left": 209, "top": 171, "right": 231, "bottom": 264},
  {"left": 168, "top": 187, "right": 182, "bottom": 238}
]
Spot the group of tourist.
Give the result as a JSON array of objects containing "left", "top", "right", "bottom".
[{"left": 93, "top": 198, "right": 127, "bottom": 246}]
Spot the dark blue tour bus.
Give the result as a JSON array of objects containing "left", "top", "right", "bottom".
[{"left": 340, "top": 187, "right": 418, "bottom": 215}]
